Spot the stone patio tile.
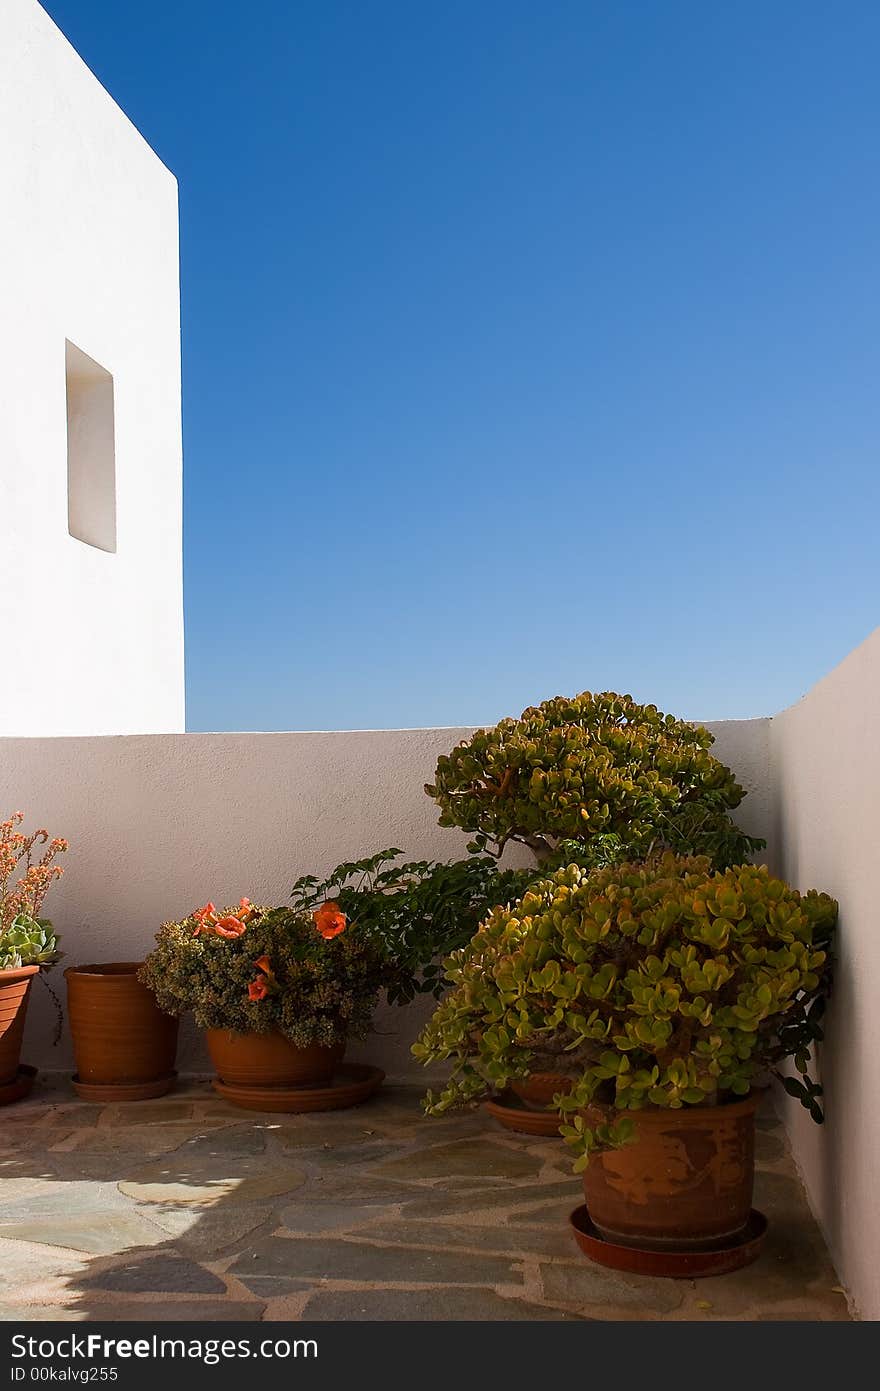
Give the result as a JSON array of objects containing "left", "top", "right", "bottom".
[
  {"left": 293, "top": 1142, "right": 403, "bottom": 1169},
  {"left": 303, "top": 1175, "right": 425, "bottom": 1203},
  {"left": 51, "top": 1126, "right": 204, "bottom": 1156},
  {"left": 276, "top": 1119, "right": 392, "bottom": 1150},
  {"left": 51, "top": 1301, "right": 266, "bottom": 1322},
  {"left": 98, "top": 1102, "right": 196, "bottom": 1126},
  {"left": 0, "top": 1237, "right": 92, "bottom": 1303},
  {"left": 0, "top": 1212, "right": 167, "bottom": 1256},
  {"left": 301, "top": 1288, "right": 590, "bottom": 1321},
  {"left": 374, "top": 1140, "right": 543, "bottom": 1181},
  {"left": 169, "top": 1126, "right": 269, "bottom": 1158},
  {"left": 0, "top": 1176, "right": 77, "bottom": 1206},
  {"left": 363, "top": 1219, "right": 575, "bottom": 1259},
  {"left": 39, "top": 1105, "right": 103, "bottom": 1128},
  {"left": 0, "top": 1178, "right": 130, "bottom": 1222},
  {"left": 539, "top": 1261, "right": 684, "bottom": 1313},
  {"left": 403, "top": 1185, "right": 581, "bottom": 1218},
  {"left": 230, "top": 1235, "right": 524, "bottom": 1291},
  {"left": 119, "top": 1157, "right": 306, "bottom": 1206},
  {"left": 508, "top": 1199, "right": 580, "bottom": 1226},
  {"left": 81, "top": 1255, "right": 226, "bottom": 1294},
  {"left": 680, "top": 1209, "right": 847, "bottom": 1319},
  {"left": 0, "top": 1305, "right": 89, "bottom": 1321},
  {"left": 279, "top": 1200, "right": 397, "bottom": 1233},
  {"left": 138, "top": 1204, "right": 274, "bottom": 1255}
]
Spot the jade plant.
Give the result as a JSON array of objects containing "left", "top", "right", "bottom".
[
  {"left": 291, "top": 849, "right": 534, "bottom": 1004},
  {"left": 425, "top": 691, "right": 764, "bottom": 871},
  {"left": 413, "top": 854, "right": 836, "bottom": 1166},
  {"left": 139, "top": 898, "right": 390, "bottom": 1049},
  {"left": 0, "top": 811, "right": 67, "bottom": 971}
]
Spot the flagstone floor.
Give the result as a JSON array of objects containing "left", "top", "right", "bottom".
[{"left": 0, "top": 1077, "right": 851, "bottom": 1322}]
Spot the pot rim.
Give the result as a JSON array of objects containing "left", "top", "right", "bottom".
[
  {"left": 585, "top": 1092, "right": 760, "bottom": 1125},
  {"left": 0, "top": 964, "right": 41, "bottom": 984},
  {"left": 204, "top": 1027, "right": 345, "bottom": 1049},
  {"left": 64, "top": 962, "right": 144, "bottom": 979}
]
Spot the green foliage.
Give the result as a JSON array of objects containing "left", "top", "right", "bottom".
[
  {"left": 291, "top": 849, "right": 533, "bottom": 1003},
  {"left": 425, "top": 691, "right": 764, "bottom": 870},
  {"left": 139, "top": 905, "right": 389, "bottom": 1048},
  {"left": 413, "top": 854, "right": 836, "bottom": 1162},
  {"left": 0, "top": 913, "right": 61, "bottom": 971}
]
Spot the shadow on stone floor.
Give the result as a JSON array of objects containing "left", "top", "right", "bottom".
[{"left": 0, "top": 1078, "right": 852, "bottom": 1322}]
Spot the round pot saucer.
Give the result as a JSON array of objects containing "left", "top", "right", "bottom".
[
  {"left": 569, "top": 1205, "right": 767, "bottom": 1278},
  {"left": 211, "top": 1062, "right": 384, "bottom": 1113},
  {"left": 0, "top": 1063, "right": 36, "bottom": 1107},
  {"left": 484, "top": 1089, "right": 564, "bottom": 1136},
  {"left": 72, "top": 1071, "right": 177, "bottom": 1102}
]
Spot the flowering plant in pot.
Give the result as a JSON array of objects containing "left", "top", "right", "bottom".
[
  {"left": 139, "top": 896, "right": 389, "bottom": 1106},
  {"left": 414, "top": 853, "right": 836, "bottom": 1251},
  {"left": 0, "top": 811, "right": 67, "bottom": 1102}
]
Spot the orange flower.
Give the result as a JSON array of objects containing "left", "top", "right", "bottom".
[
  {"left": 214, "top": 915, "right": 247, "bottom": 939},
  {"left": 238, "top": 897, "right": 255, "bottom": 921},
  {"left": 253, "top": 954, "right": 273, "bottom": 975},
  {"left": 193, "top": 901, "right": 217, "bottom": 935},
  {"left": 313, "top": 901, "right": 347, "bottom": 940},
  {"left": 247, "top": 976, "right": 269, "bottom": 1001}
]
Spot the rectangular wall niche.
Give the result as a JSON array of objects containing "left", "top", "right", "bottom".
[{"left": 66, "top": 340, "right": 117, "bottom": 552}]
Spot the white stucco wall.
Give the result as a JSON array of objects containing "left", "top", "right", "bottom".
[
  {"left": 769, "top": 626, "right": 880, "bottom": 1321},
  {"left": 0, "top": 0, "right": 184, "bottom": 735},
  {"left": 0, "top": 718, "right": 772, "bottom": 1082}
]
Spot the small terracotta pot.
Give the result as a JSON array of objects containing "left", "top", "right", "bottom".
[
  {"left": 581, "top": 1094, "right": 759, "bottom": 1250},
  {"left": 65, "top": 963, "right": 179, "bottom": 1098},
  {"left": 205, "top": 1028, "right": 345, "bottom": 1089},
  {"left": 0, "top": 965, "right": 39, "bottom": 1089},
  {"left": 510, "top": 1073, "right": 572, "bottom": 1110}
]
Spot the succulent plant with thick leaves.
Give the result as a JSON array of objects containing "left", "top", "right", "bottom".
[
  {"left": 413, "top": 854, "right": 836, "bottom": 1165},
  {"left": 1, "top": 811, "right": 67, "bottom": 973},
  {"left": 425, "top": 691, "right": 764, "bottom": 870},
  {"left": 0, "top": 914, "right": 61, "bottom": 971}
]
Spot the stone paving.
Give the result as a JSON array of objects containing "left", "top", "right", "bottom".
[{"left": 0, "top": 1077, "right": 852, "bottom": 1322}]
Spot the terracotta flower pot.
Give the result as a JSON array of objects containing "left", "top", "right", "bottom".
[
  {"left": 581, "top": 1093, "right": 759, "bottom": 1250},
  {"left": 0, "top": 964, "right": 39, "bottom": 1088},
  {"left": 205, "top": 1028, "right": 345, "bottom": 1089},
  {"left": 510, "top": 1073, "right": 572, "bottom": 1110},
  {"left": 65, "top": 963, "right": 179, "bottom": 1100}
]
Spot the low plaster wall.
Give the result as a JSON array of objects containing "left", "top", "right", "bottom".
[
  {"left": 0, "top": 719, "right": 771, "bottom": 1082},
  {"left": 770, "top": 628, "right": 880, "bottom": 1321}
]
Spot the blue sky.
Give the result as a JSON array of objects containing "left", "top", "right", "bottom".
[{"left": 45, "top": 1, "right": 879, "bottom": 731}]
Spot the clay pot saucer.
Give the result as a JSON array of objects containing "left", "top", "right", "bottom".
[
  {"left": 569, "top": 1205, "right": 767, "bottom": 1278},
  {"left": 72, "top": 1071, "right": 177, "bottom": 1102},
  {"left": 0, "top": 1063, "right": 36, "bottom": 1106},
  {"left": 211, "top": 1062, "right": 384, "bottom": 1113},
  {"left": 484, "top": 1089, "right": 565, "bottom": 1137}
]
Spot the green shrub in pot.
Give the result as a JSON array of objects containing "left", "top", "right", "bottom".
[
  {"left": 425, "top": 691, "right": 764, "bottom": 871},
  {"left": 413, "top": 853, "right": 836, "bottom": 1167}
]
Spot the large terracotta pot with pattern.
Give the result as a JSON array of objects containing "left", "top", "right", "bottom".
[{"left": 581, "top": 1094, "right": 759, "bottom": 1249}]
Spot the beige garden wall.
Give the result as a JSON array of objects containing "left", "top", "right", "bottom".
[
  {"left": 770, "top": 626, "right": 880, "bottom": 1321},
  {"left": 0, "top": 718, "right": 772, "bottom": 1082}
]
